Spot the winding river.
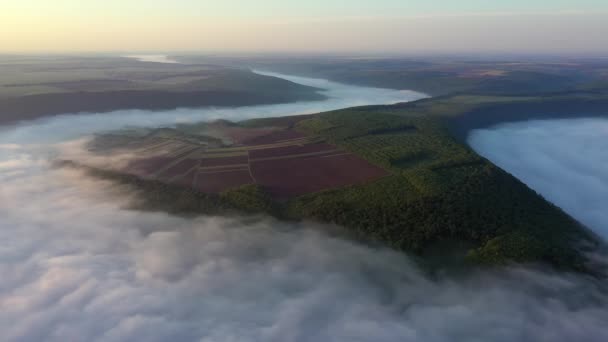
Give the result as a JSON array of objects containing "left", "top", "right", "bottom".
[{"left": 1, "top": 59, "right": 607, "bottom": 341}]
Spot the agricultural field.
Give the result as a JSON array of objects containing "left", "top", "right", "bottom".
[
  {"left": 91, "top": 120, "right": 388, "bottom": 199},
  {"left": 80, "top": 104, "right": 600, "bottom": 271}
]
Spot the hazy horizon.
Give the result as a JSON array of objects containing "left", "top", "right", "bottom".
[
  {"left": 3, "top": 1, "right": 608, "bottom": 55},
  {"left": 3, "top": 3, "right": 608, "bottom": 341}
]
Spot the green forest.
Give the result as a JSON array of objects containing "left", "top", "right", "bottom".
[{"left": 71, "top": 97, "right": 605, "bottom": 272}]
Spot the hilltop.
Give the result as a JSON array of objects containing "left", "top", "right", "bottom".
[{"left": 69, "top": 93, "right": 608, "bottom": 272}]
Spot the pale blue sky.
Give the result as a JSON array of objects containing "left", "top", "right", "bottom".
[
  {"left": 2, "top": 1, "right": 608, "bottom": 53},
  {"left": 6, "top": 1, "right": 607, "bottom": 16},
  {"left": 188, "top": 0, "right": 608, "bottom": 16}
]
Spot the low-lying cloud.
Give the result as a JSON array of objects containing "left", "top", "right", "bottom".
[
  {"left": 469, "top": 118, "right": 608, "bottom": 239},
  {"left": 1, "top": 74, "right": 607, "bottom": 341},
  {"left": 0, "top": 137, "right": 607, "bottom": 341},
  {"left": 0, "top": 71, "right": 426, "bottom": 146}
]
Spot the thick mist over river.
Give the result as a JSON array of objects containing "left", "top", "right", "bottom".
[
  {"left": 0, "top": 70, "right": 425, "bottom": 144},
  {"left": 469, "top": 118, "right": 608, "bottom": 239},
  {"left": 1, "top": 64, "right": 607, "bottom": 341}
]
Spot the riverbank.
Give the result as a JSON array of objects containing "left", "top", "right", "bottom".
[{"left": 0, "top": 56, "right": 325, "bottom": 126}]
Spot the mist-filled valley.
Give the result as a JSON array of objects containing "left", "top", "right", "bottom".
[
  {"left": 4, "top": 0, "right": 608, "bottom": 339},
  {"left": 1, "top": 60, "right": 608, "bottom": 341},
  {"left": 2, "top": 160, "right": 608, "bottom": 341},
  {"left": 0, "top": 70, "right": 425, "bottom": 144},
  {"left": 469, "top": 118, "right": 608, "bottom": 239}
]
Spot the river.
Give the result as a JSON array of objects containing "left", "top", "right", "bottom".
[{"left": 0, "top": 59, "right": 606, "bottom": 341}]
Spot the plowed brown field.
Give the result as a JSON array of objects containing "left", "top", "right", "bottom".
[{"left": 115, "top": 126, "right": 388, "bottom": 197}]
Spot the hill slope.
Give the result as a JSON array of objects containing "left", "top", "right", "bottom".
[
  {"left": 0, "top": 56, "right": 324, "bottom": 125},
  {"left": 69, "top": 96, "right": 606, "bottom": 272}
]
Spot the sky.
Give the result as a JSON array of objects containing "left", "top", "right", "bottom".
[{"left": 2, "top": 0, "right": 608, "bottom": 55}]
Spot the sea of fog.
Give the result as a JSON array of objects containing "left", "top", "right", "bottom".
[
  {"left": 1, "top": 60, "right": 607, "bottom": 341},
  {"left": 469, "top": 118, "right": 608, "bottom": 239}
]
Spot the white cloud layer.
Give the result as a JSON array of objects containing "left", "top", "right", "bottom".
[
  {"left": 1, "top": 153, "right": 608, "bottom": 342},
  {"left": 1, "top": 72, "right": 607, "bottom": 341},
  {"left": 469, "top": 118, "right": 608, "bottom": 239}
]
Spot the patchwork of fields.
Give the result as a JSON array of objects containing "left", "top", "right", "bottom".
[
  {"left": 103, "top": 125, "right": 388, "bottom": 198},
  {"left": 81, "top": 110, "right": 597, "bottom": 269}
]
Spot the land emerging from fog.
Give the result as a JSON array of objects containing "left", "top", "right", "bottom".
[
  {"left": 4, "top": 55, "right": 607, "bottom": 273},
  {"left": 72, "top": 92, "right": 608, "bottom": 272},
  {"left": 0, "top": 56, "right": 323, "bottom": 125}
]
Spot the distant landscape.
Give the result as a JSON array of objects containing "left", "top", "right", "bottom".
[
  {"left": 0, "top": 56, "right": 323, "bottom": 125},
  {"left": 2, "top": 54, "right": 608, "bottom": 341},
  {"left": 4, "top": 1, "right": 608, "bottom": 340},
  {"left": 178, "top": 55, "right": 608, "bottom": 96}
]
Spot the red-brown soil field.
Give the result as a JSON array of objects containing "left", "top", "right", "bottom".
[
  {"left": 241, "top": 129, "right": 305, "bottom": 145},
  {"left": 126, "top": 157, "right": 175, "bottom": 177},
  {"left": 194, "top": 169, "right": 254, "bottom": 193},
  {"left": 200, "top": 156, "right": 248, "bottom": 168},
  {"left": 114, "top": 125, "right": 388, "bottom": 197},
  {"left": 251, "top": 153, "right": 388, "bottom": 197},
  {"left": 248, "top": 142, "right": 336, "bottom": 159},
  {"left": 158, "top": 159, "right": 199, "bottom": 179},
  {"left": 224, "top": 127, "right": 276, "bottom": 145}
]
